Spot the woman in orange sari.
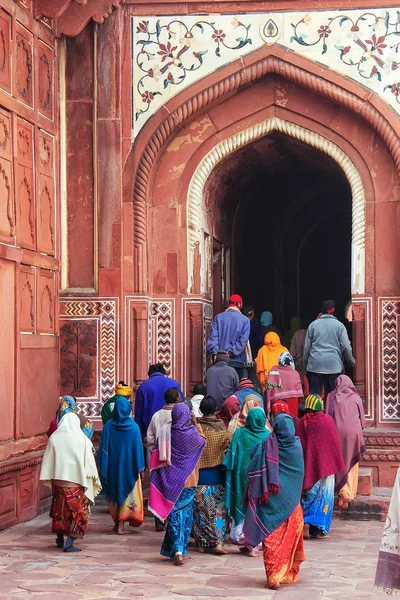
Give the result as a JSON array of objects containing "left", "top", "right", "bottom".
[
  {"left": 255, "top": 332, "right": 288, "bottom": 393},
  {"left": 243, "top": 413, "right": 305, "bottom": 590}
]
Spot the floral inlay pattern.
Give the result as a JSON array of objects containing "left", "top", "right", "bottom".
[
  {"left": 134, "top": 18, "right": 252, "bottom": 123},
  {"left": 291, "top": 11, "right": 400, "bottom": 86},
  {"left": 132, "top": 9, "right": 400, "bottom": 139}
]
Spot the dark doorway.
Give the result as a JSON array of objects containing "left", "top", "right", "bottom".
[{"left": 205, "top": 132, "right": 352, "bottom": 330}]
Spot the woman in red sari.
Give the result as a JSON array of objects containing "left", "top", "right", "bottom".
[{"left": 243, "top": 413, "right": 305, "bottom": 589}]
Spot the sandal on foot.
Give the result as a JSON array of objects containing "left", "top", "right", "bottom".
[{"left": 56, "top": 534, "right": 64, "bottom": 549}]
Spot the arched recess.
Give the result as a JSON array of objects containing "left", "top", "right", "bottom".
[
  {"left": 186, "top": 116, "right": 365, "bottom": 296},
  {"left": 129, "top": 44, "right": 400, "bottom": 294}
]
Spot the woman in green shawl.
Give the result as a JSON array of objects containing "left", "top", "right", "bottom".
[{"left": 223, "top": 407, "right": 270, "bottom": 556}]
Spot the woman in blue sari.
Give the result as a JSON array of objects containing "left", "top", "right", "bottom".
[{"left": 99, "top": 397, "right": 145, "bottom": 533}]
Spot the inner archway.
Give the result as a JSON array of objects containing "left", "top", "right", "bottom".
[
  {"left": 189, "top": 118, "right": 362, "bottom": 330},
  {"left": 208, "top": 133, "right": 352, "bottom": 326}
]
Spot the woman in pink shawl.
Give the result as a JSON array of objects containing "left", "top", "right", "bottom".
[
  {"left": 326, "top": 375, "right": 366, "bottom": 508},
  {"left": 265, "top": 352, "right": 304, "bottom": 418}
]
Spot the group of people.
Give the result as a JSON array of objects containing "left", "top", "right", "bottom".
[{"left": 39, "top": 293, "right": 369, "bottom": 590}]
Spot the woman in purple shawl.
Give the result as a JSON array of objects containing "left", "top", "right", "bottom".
[
  {"left": 149, "top": 403, "right": 205, "bottom": 566},
  {"left": 326, "top": 375, "right": 366, "bottom": 508}
]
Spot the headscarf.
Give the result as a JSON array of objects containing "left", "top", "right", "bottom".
[
  {"left": 114, "top": 382, "right": 132, "bottom": 397},
  {"left": 99, "top": 397, "right": 144, "bottom": 508},
  {"left": 283, "top": 316, "right": 303, "bottom": 348},
  {"left": 228, "top": 394, "right": 267, "bottom": 434},
  {"left": 223, "top": 408, "right": 270, "bottom": 525},
  {"left": 271, "top": 400, "right": 290, "bottom": 416},
  {"left": 40, "top": 413, "right": 101, "bottom": 503},
  {"left": 265, "top": 353, "right": 303, "bottom": 407},
  {"left": 325, "top": 375, "right": 366, "bottom": 490},
  {"left": 56, "top": 395, "right": 78, "bottom": 424},
  {"left": 278, "top": 352, "right": 295, "bottom": 369},
  {"left": 56, "top": 395, "right": 94, "bottom": 440},
  {"left": 197, "top": 414, "right": 230, "bottom": 469},
  {"left": 237, "top": 378, "right": 263, "bottom": 408},
  {"left": 295, "top": 400, "right": 345, "bottom": 490},
  {"left": 217, "top": 395, "right": 240, "bottom": 428},
  {"left": 260, "top": 311, "right": 273, "bottom": 327},
  {"left": 149, "top": 403, "right": 205, "bottom": 521},
  {"left": 243, "top": 413, "right": 304, "bottom": 547},
  {"left": 305, "top": 394, "right": 323, "bottom": 412},
  {"left": 255, "top": 332, "right": 288, "bottom": 391}
]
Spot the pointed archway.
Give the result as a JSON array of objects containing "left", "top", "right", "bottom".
[{"left": 126, "top": 44, "right": 400, "bottom": 294}]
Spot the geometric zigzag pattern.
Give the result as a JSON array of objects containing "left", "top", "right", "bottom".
[
  {"left": 203, "top": 302, "right": 213, "bottom": 379},
  {"left": 382, "top": 300, "right": 400, "bottom": 420},
  {"left": 151, "top": 302, "right": 172, "bottom": 376},
  {"left": 60, "top": 299, "right": 117, "bottom": 420}
]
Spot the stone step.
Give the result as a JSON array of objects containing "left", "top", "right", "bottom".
[
  {"left": 334, "top": 487, "right": 392, "bottom": 522},
  {"left": 358, "top": 467, "right": 373, "bottom": 496}
]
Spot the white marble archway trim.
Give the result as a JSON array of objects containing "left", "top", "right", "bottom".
[{"left": 187, "top": 116, "right": 365, "bottom": 295}]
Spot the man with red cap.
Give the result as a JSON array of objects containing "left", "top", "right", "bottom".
[
  {"left": 304, "top": 299, "right": 355, "bottom": 397},
  {"left": 207, "top": 294, "right": 250, "bottom": 379}
]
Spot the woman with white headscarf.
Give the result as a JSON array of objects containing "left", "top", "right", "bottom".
[{"left": 40, "top": 412, "right": 101, "bottom": 552}]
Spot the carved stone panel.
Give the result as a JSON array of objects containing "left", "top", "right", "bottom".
[
  {"left": 60, "top": 319, "right": 97, "bottom": 398},
  {"left": 37, "top": 174, "right": 54, "bottom": 255},
  {"left": 15, "top": 119, "right": 35, "bottom": 250},
  {"left": 59, "top": 299, "right": 118, "bottom": 420},
  {"left": 37, "top": 269, "right": 55, "bottom": 334},
  {"left": 15, "top": 24, "right": 33, "bottom": 108},
  {"left": 0, "top": 108, "right": 14, "bottom": 245},
  {"left": 36, "top": 131, "right": 55, "bottom": 255},
  {"left": 19, "top": 266, "right": 35, "bottom": 333},
  {"left": 352, "top": 297, "right": 374, "bottom": 421},
  {"left": 36, "top": 40, "right": 53, "bottom": 120},
  {"left": 37, "top": 130, "right": 53, "bottom": 177},
  {"left": 0, "top": 10, "right": 11, "bottom": 93}
]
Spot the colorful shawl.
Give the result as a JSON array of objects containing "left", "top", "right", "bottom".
[
  {"left": 149, "top": 403, "right": 206, "bottom": 521},
  {"left": 228, "top": 394, "right": 263, "bottom": 434},
  {"left": 56, "top": 395, "right": 94, "bottom": 440},
  {"left": 223, "top": 408, "right": 270, "bottom": 525},
  {"left": 295, "top": 410, "right": 345, "bottom": 490},
  {"left": 243, "top": 413, "right": 304, "bottom": 547},
  {"left": 197, "top": 415, "right": 230, "bottom": 469},
  {"left": 266, "top": 364, "right": 304, "bottom": 405},
  {"left": 237, "top": 379, "right": 264, "bottom": 408},
  {"left": 375, "top": 466, "right": 400, "bottom": 595},
  {"left": 40, "top": 413, "right": 101, "bottom": 503},
  {"left": 217, "top": 395, "right": 240, "bottom": 428},
  {"left": 99, "top": 397, "right": 144, "bottom": 508},
  {"left": 325, "top": 375, "right": 366, "bottom": 490},
  {"left": 255, "top": 333, "right": 288, "bottom": 391}
]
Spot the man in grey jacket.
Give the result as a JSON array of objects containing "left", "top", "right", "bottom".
[
  {"left": 205, "top": 351, "right": 239, "bottom": 409},
  {"left": 304, "top": 299, "right": 355, "bottom": 397}
]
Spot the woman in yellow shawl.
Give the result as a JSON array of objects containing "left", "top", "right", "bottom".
[{"left": 255, "top": 332, "right": 288, "bottom": 393}]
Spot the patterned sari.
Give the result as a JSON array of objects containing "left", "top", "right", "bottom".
[
  {"left": 192, "top": 415, "right": 230, "bottom": 550},
  {"left": 161, "top": 487, "right": 196, "bottom": 558},
  {"left": 108, "top": 480, "right": 144, "bottom": 527},
  {"left": 50, "top": 485, "right": 90, "bottom": 539},
  {"left": 263, "top": 504, "right": 305, "bottom": 588},
  {"left": 301, "top": 474, "right": 335, "bottom": 536}
]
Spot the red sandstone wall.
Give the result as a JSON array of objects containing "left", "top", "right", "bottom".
[{"left": 0, "top": 0, "right": 59, "bottom": 529}]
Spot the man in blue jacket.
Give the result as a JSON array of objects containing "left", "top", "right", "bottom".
[
  {"left": 207, "top": 294, "right": 250, "bottom": 379},
  {"left": 134, "top": 363, "right": 183, "bottom": 439}
]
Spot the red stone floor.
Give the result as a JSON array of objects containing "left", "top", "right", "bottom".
[{"left": 0, "top": 503, "right": 389, "bottom": 600}]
